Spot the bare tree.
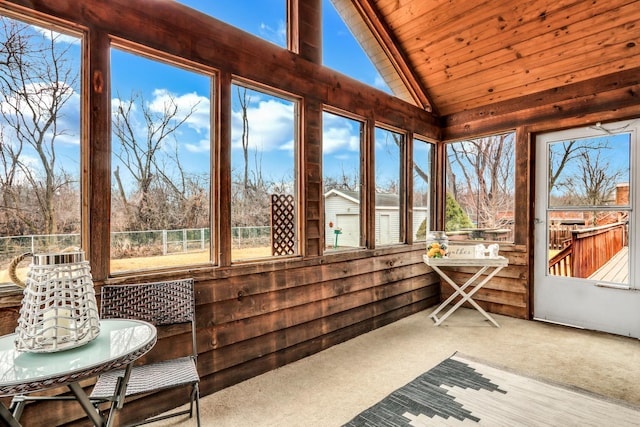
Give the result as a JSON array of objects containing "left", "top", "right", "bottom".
[
  {"left": 112, "top": 90, "right": 201, "bottom": 230},
  {"left": 0, "top": 17, "right": 79, "bottom": 237},
  {"left": 237, "top": 86, "right": 251, "bottom": 190},
  {"left": 323, "top": 165, "right": 359, "bottom": 193},
  {"left": 555, "top": 148, "right": 623, "bottom": 226},
  {"left": 446, "top": 133, "right": 514, "bottom": 228},
  {"left": 548, "top": 139, "right": 610, "bottom": 193}
]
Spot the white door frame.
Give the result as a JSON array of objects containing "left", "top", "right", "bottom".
[{"left": 534, "top": 119, "right": 640, "bottom": 338}]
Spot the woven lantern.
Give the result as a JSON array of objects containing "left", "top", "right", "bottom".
[{"left": 9, "top": 249, "right": 100, "bottom": 352}]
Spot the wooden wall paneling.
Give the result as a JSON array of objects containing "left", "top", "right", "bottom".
[
  {"left": 205, "top": 252, "right": 429, "bottom": 317},
  {"left": 442, "top": 67, "right": 640, "bottom": 140},
  {"left": 294, "top": 0, "right": 322, "bottom": 63},
  {"left": 209, "top": 264, "right": 432, "bottom": 339},
  {"left": 513, "top": 127, "right": 531, "bottom": 246},
  {"left": 303, "top": 97, "right": 323, "bottom": 257},
  {"left": 87, "top": 28, "right": 111, "bottom": 281},
  {"left": 203, "top": 298, "right": 430, "bottom": 393},
  {"left": 364, "top": 119, "right": 376, "bottom": 248},
  {"left": 206, "top": 276, "right": 437, "bottom": 373},
  {"left": 202, "top": 288, "right": 437, "bottom": 377},
  {"left": 217, "top": 72, "right": 232, "bottom": 266}
]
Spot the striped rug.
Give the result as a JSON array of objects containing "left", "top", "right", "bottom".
[{"left": 343, "top": 353, "right": 640, "bottom": 426}]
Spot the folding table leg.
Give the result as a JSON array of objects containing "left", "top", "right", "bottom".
[
  {"left": 429, "top": 265, "right": 488, "bottom": 321},
  {"left": 434, "top": 266, "right": 504, "bottom": 327}
]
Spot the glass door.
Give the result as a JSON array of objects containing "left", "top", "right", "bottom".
[{"left": 534, "top": 120, "right": 640, "bottom": 337}]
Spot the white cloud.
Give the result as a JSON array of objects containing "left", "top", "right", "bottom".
[
  {"left": 148, "top": 88, "right": 210, "bottom": 134},
  {"left": 322, "top": 113, "right": 360, "bottom": 154},
  {"left": 185, "top": 138, "right": 211, "bottom": 153},
  {"left": 1, "top": 81, "right": 81, "bottom": 146},
  {"left": 231, "top": 98, "right": 295, "bottom": 152},
  {"left": 111, "top": 89, "right": 211, "bottom": 153},
  {"left": 259, "top": 20, "right": 287, "bottom": 46},
  {"left": 374, "top": 74, "right": 390, "bottom": 91},
  {"left": 322, "top": 126, "right": 359, "bottom": 154},
  {"left": 33, "top": 26, "right": 81, "bottom": 45}
]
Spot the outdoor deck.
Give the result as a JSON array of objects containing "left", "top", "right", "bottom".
[{"left": 588, "top": 246, "right": 629, "bottom": 283}]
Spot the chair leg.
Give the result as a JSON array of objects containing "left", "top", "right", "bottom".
[{"left": 194, "top": 383, "right": 201, "bottom": 427}]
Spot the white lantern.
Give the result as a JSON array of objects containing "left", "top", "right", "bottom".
[{"left": 10, "top": 250, "right": 100, "bottom": 352}]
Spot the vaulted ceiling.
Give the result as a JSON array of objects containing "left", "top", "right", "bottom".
[{"left": 344, "top": 0, "right": 640, "bottom": 117}]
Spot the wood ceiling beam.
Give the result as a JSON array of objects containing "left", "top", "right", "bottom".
[{"left": 351, "top": 0, "right": 437, "bottom": 115}]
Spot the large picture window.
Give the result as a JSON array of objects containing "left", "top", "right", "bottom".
[
  {"left": 0, "top": 15, "right": 82, "bottom": 285},
  {"left": 445, "top": 132, "right": 515, "bottom": 242},
  {"left": 110, "top": 48, "right": 212, "bottom": 273},
  {"left": 322, "top": 110, "right": 363, "bottom": 252},
  {"left": 374, "top": 126, "right": 403, "bottom": 246},
  {"left": 413, "top": 137, "right": 433, "bottom": 242},
  {"left": 230, "top": 82, "right": 299, "bottom": 261}
]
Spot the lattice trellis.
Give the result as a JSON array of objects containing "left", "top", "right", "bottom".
[{"left": 271, "top": 194, "right": 296, "bottom": 256}]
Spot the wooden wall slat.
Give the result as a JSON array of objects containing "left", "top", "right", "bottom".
[{"left": 442, "top": 67, "right": 640, "bottom": 140}]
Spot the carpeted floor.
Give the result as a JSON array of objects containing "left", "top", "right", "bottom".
[
  {"left": 343, "top": 353, "right": 640, "bottom": 426},
  {"left": 155, "top": 307, "right": 640, "bottom": 426}
]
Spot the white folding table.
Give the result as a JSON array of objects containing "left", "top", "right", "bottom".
[{"left": 423, "top": 254, "right": 508, "bottom": 327}]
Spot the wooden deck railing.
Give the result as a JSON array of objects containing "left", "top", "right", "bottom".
[
  {"left": 548, "top": 222, "right": 627, "bottom": 278},
  {"left": 548, "top": 244, "right": 572, "bottom": 276}
]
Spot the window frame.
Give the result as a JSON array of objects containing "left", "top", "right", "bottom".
[
  {"left": 108, "top": 39, "right": 218, "bottom": 275},
  {"left": 0, "top": 10, "right": 87, "bottom": 292},
  {"left": 321, "top": 105, "right": 366, "bottom": 253},
  {"left": 373, "top": 123, "right": 407, "bottom": 247},
  {"left": 411, "top": 135, "right": 436, "bottom": 244},
  {"left": 229, "top": 77, "right": 303, "bottom": 263},
  {"left": 444, "top": 130, "right": 516, "bottom": 243}
]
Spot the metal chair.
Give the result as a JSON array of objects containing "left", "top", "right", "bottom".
[{"left": 90, "top": 278, "right": 200, "bottom": 426}]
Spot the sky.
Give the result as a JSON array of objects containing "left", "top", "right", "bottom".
[
  {"left": 2, "top": 1, "right": 393, "bottom": 194},
  {"left": 106, "top": 0, "right": 393, "bottom": 190},
  {"left": 547, "top": 134, "right": 630, "bottom": 206}
]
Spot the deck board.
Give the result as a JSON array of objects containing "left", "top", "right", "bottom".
[{"left": 588, "top": 246, "right": 628, "bottom": 284}]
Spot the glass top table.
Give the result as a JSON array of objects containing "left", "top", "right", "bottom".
[{"left": 0, "top": 319, "right": 157, "bottom": 426}]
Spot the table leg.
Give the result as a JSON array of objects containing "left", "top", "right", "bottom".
[
  {"left": 0, "top": 402, "right": 21, "bottom": 427},
  {"left": 68, "top": 382, "right": 106, "bottom": 427},
  {"left": 443, "top": 267, "right": 503, "bottom": 327},
  {"left": 429, "top": 265, "right": 488, "bottom": 319},
  {"left": 429, "top": 265, "right": 504, "bottom": 327}
]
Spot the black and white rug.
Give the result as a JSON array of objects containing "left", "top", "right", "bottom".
[{"left": 343, "top": 353, "right": 640, "bottom": 426}]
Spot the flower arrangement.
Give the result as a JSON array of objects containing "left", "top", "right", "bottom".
[
  {"left": 426, "top": 231, "right": 448, "bottom": 258},
  {"left": 427, "top": 241, "right": 447, "bottom": 258}
]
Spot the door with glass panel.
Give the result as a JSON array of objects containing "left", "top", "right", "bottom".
[{"left": 534, "top": 120, "right": 640, "bottom": 338}]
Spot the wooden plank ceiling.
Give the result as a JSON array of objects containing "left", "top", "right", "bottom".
[{"left": 346, "top": 0, "right": 640, "bottom": 117}]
